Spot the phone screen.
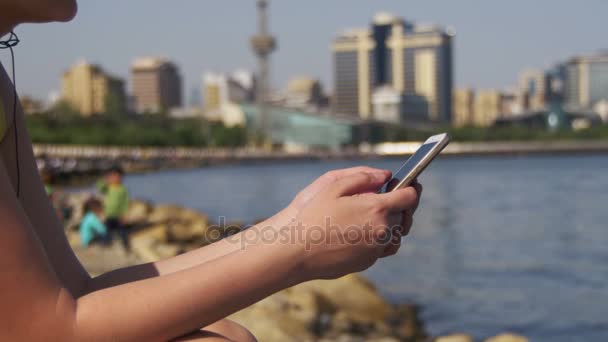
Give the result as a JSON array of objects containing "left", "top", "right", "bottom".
[{"left": 381, "top": 141, "right": 439, "bottom": 193}]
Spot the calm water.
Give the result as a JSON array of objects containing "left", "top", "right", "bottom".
[{"left": 119, "top": 155, "right": 608, "bottom": 341}]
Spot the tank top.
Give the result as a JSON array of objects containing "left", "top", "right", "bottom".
[{"left": 0, "top": 97, "right": 7, "bottom": 141}]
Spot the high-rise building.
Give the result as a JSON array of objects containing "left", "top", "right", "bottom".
[
  {"left": 474, "top": 90, "right": 503, "bottom": 127},
  {"left": 518, "top": 69, "right": 548, "bottom": 111},
  {"left": 332, "top": 13, "right": 453, "bottom": 123},
  {"left": 564, "top": 52, "right": 608, "bottom": 109},
  {"left": 61, "top": 61, "right": 126, "bottom": 116},
  {"left": 131, "top": 57, "right": 182, "bottom": 114},
  {"left": 453, "top": 88, "right": 475, "bottom": 127},
  {"left": 285, "top": 77, "right": 325, "bottom": 109},
  {"left": 203, "top": 71, "right": 255, "bottom": 112}
]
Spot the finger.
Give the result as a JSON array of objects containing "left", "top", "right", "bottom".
[
  {"left": 412, "top": 182, "right": 423, "bottom": 211},
  {"left": 329, "top": 172, "right": 391, "bottom": 198},
  {"left": 381, "top": 233, "right": 402, "bottom": 258},
  {"left": 371, "top": 186, "right": 419, "bottom": 212},
  {"left": 321, "top": 167, "right": 390, "bottom": 184},
  {"left": 401, "top": 210, "right": 413, "bottom": 236}
]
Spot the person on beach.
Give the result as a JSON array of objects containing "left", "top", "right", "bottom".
[
  {"left": 97, "top": 166, "right": 131, "bottom": 251},
  {"left": 0, "top": 1, "right": 423, "bottom": 341},
  {"left": 79, "top": 198, "right": 108, "bottom": 248}
]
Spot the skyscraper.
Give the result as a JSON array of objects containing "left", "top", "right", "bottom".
[
  {"left": 474, "top": 90, "right": 503, "bottom": 127},
  {"left": 332, "top": 13, "right": 453, "bottom": 123},
  {"left": 518, "top": 69, "right": 548, "bottom": 111},
  {"left": 564, "top": 52, "right": 608, "bottom": 109},
  {"left": 131, "top": 57, "right": 182, "bottom": 114},
  {"left": 453, "top": 88, "right": 475, "bottom": 127},
  {"left": 61, "top": 61, "right": 126, "bottom": 116}
]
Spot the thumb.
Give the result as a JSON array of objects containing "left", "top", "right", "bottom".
[{"left": 329, "top": 171, "right": 390, "bottom": 198}]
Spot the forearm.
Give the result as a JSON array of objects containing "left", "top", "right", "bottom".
[
  {"left": 88, "top": 228, "right": 253, "bottom": 291},
  {"left": 89, "top": 210, "right": 296, "bottom": 291},
  {"left": 75, "top": 238, "right": 302, "bottom": 341}
]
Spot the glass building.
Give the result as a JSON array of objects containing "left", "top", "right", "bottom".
[
  {"left": 331, "top": 13, "right": 453, "bottom": 124},
  {"left": 565, "top": 53, "right": 608, "bottom": 109}
]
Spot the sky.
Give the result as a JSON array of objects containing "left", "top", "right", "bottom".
[{"left": 1, "top": 0, "right": 606, "bottom": 103}]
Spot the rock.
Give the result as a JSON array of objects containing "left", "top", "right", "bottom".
[
  {"left": 390, "top": 304, "right": 427, "bottom": 341},
  {"left": 230, "top": 274, "right": 426, "bottom": 342},
  {"left": 129, "top": 224, "right": 169, "bottom": 244},
  {"left": 124, "top": 200, "right": 152, "bottom": 224},
  {"left": 130, "top": 236, "right": 160, "bottom": 263},
  {"left": 436, "top": 333, "right": 474, "bottom": 342},
  {"left": 299, "top": 274, "right": 392, "bottom": 323},
  {"left": 485, "top": 333, "right": 528, "bottom": 342},
  {"left": 73, "top": 240, "right": 140, "bottom": 276},
  {"left": 167, "top": 221, "right": 208, "bottom": 243},
  {"left": 149, "top": 204, "right": 208, "bottom": 225},
  {"left": 230, "top": 293, "right": 317, "bottom": 342},
  {"left": 148, "top": 204, "right": 210, "bottom": 243}
]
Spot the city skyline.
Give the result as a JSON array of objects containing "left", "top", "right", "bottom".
[{"left": 1, "top": 0, "right": 606, "bottom": 102}]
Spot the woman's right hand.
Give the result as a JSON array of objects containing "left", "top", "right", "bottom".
[{"left": 288, "top": 171, "right": 420, "bottom": 281}]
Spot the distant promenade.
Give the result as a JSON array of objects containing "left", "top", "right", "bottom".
[{"left": 34, "top": 140, "right": 608, "bottom": 177}]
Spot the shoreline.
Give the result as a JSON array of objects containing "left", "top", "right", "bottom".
[{"left": 37, "top": 141, "right": 608, "bottom": 187}]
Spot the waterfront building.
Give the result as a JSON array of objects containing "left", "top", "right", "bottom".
[
  {"left": 371, "top": 86, "right": 405, "bottom": 124},
  {"left": 474, "top": 90, "right": 503, "bottom": 127},
  {"left": 564, "top": 52, "right": 608, "bottom": 110},
  {"left": 203, "top": 71, "right": 255, "bottom": 112},
  {"left": 285, "top": 77, "right": 325, "bottom": 109},
  {"left": 453, "top": 88, "right": 475, "bottom": 127},
  {"left": 518, "top": 69, "right": 548, "bottom": 111},
  {"left": 131, "top": 57, "right": 182, "bottom": 114},
  {"left": 331, "top": 12, "right": 453, "bottom": 124},
  {"left": 61, "top": 61, "right": 126, "bottom": 116}
]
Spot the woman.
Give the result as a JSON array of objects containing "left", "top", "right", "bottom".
[{"left": 0, "top": 1, "right": 422, "bottom": 341}]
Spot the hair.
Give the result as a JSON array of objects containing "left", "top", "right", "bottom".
[
  {"left": 40, "top": 167, "right": 54, "bottom": 184},
  {"left": 83, "top": 198, "right": 103, "bottom": 213},
  {"left": 108, "top": 165, "right": 124, "bottom": 176}
]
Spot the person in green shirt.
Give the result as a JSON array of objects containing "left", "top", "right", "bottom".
[{"left": 97, "top": 166, "right": 130, "bottom": 251}]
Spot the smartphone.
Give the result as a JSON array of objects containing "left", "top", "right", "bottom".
[{"left": 381, "top": 133, "right": 451, "bottom": 193}]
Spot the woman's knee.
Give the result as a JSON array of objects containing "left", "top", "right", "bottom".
[{"left": 172, "top": 319, "right": 257, "bottom": 342}]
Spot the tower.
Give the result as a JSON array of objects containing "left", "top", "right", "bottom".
[{"left": 250, "top": 0, "right": 277, "bottom": 143}]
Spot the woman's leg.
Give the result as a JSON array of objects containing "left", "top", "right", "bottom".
[{"left": 172, "top": 320, "right": 257, "bottom": 342}]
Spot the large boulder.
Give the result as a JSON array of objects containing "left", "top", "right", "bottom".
[
  {"left": 435, "top": 334, "right": 474, "bottom": 342},
  {"left": 485, "top": 333, "right": 528, "bottom": 342},
  {"left": 230, "top": 290, "right": 318, "bottom": 342},
  {"left": 148, "top": 204, "right": 210, "bottom": 243},
  {"left": 299, "top": 274, "right": 392, "bottom": 322},
  {"left": 230, "top": 274, "right": 426, "bottom": 342},
  {"left": 123, "top": 200, "right": 153, "bottom": 224}
]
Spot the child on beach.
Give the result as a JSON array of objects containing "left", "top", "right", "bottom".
[
  {"left": 97, "top": 166, "right": 131, "bottom": 250},
  {"left": 79, "top": 198, "right": 108, "bottom": 247}
]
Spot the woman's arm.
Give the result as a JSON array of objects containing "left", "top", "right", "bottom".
[
  {"left": 0, "top": 155, "right": 301, "bottom": 340},
  {"left": 88, "top": 166, "right": 390, "bottom": 292}
]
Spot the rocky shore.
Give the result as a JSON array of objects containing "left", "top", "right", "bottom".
[{"left": 63, "top": 193, "right": 527, "bottom": 342}]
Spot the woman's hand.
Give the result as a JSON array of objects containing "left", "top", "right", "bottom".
[
  {"left": 265, "top": 167, "right": 391, "bottom": 227},
  {"left": 284, "top": 171, "right": 421, "bottom": 281},
  {"left": 263, "top": 167, "right": 422, "bottom": 260}
]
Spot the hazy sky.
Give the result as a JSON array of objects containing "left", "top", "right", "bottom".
[{"left": 1, "top": 0, "right": 606, "bottom": 102}]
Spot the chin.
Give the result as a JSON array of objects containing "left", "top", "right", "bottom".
[{"left": 52, "top": 0, "right": 78, "bottom": 22}]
